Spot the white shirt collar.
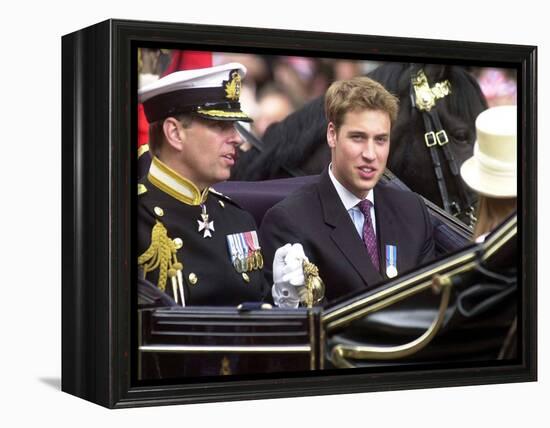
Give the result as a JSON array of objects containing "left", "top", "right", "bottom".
[{"left": 328, "top": 163, "right": 374, "bottom": 211}]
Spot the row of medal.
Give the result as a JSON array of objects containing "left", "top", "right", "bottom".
[{"left": 226, "top": 231, "right": 264, "bottom": 273}]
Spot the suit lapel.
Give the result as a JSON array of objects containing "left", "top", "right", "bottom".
[
  {"left": 318, "top": 171, "right": 383, "bottom": 287},
  {"left": 374, "top": 183, "right": 399, "bottom": 279}
]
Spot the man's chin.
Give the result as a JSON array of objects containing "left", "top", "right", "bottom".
[
  {"left": 358, "top": 174, "right": 382, "bottom": 189},
  {"left": 215, "top": 171, "right": 232, "bottom": 183}
]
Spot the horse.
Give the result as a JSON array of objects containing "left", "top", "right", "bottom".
[{"left": 231, "top": 63, "right": 488, "bottom": 226}]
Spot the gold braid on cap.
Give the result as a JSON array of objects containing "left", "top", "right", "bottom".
[
  {"left": 224, "top": 70, "right": 242, "bottom": 101},
  {"left": 196, "top": 108, "right": 250, "bottom": 119},
  {"left": 138, "top": 220, "right": 183, "bottom": 293}
]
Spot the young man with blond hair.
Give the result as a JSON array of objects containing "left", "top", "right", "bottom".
[{"left": 261, "top": 76, "right": 436, "bottom": 306}]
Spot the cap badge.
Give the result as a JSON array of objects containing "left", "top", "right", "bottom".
[{"left": 224, "top": 70, "right": 242, "bottom": 101}]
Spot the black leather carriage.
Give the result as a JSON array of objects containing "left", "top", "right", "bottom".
[
  {"left": 138, "top": 174, "right": 516, "bottom": 379},
  {"left": 138, "top": 305, "right": 323, "bottom": 379},
  {"left": 323, "top": 213, "right": 517, "bottom": 368}
]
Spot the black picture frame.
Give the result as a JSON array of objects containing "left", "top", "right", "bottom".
[{"left": 61, "top": 18, "right": 537, "bottom": 408}]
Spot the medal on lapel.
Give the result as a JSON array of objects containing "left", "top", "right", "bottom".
[
  {"left": 243, "top": 232, "right": 256, "bottom": 270},
  {"left": 226, "top": 231, "right": 262, "bottom": 273},
  {"left": 197, "top": 204, "right": 215, "bottom": 238},
  {"left": 251, "top": 231, "right": 264, "bottom": 269},
  {"left": 385, "top": 244, "right": 398, "bottom": 278},
  {"left": 243, "top": 231, "right": 262, "bottom": 270},
  {"left": 227, "top": 233, "right": 245, "bottom": 272},
  {"left": 238, "top": 233, "right": 250, "bottom": 272}
]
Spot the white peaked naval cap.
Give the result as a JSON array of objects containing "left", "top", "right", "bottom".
[{"left": 138, "top": 62, "right": 252, "bottom": 123}]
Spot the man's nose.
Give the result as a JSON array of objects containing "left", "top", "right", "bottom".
[
  {"left": 361, "top": 141, "right": 376, "bottom": 160},
  {"left": 227, "top": 126, "right": 243, "bottom": 147}
]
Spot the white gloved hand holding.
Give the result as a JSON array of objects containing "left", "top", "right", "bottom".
[{"left": 272, "top": 243, "right": 308, "bottom": 308}]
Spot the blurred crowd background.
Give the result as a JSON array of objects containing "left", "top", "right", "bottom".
[{"left": 138, "top": 48, "right": 517, "bottom": 151}]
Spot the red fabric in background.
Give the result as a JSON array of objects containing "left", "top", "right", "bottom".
[
  {"left": 138, "top": 50, "right": 213, "bottom": 149},
  {"left": 137, "top": 103, "right": 150, "bottom": 148},
  {"left": 161, "top": 50, "right": 213, "bottom": 77}
]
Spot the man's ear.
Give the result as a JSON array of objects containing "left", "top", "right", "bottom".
[
  {"left": 327, "top": 122, "right": 337, "bottom": 149},
  {"left": 162, "top": 117, "right": 185, "bottom": 151}
]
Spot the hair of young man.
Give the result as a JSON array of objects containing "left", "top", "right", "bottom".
[
  {"left": 324, "top": 76, "right": 399, "bottom": 130},
  {"left": 148, "top": 113, "right": 193, "bottom": 157}
]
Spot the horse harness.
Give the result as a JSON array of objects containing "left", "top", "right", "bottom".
[{"left": 410, "top": 67, "right": 477, "bottom": 227}]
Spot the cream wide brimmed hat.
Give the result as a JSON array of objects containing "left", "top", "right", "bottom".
[{"left": 460, "top": 105, "right": 517, "bottom": 198}]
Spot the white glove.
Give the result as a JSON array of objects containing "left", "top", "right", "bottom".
[{"left": 272, "top": 243, "right": 308, "bottom": 308}]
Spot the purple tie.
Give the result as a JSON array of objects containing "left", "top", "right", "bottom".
[{"left": 358, "top": 199, "right": 380, "bottom": 272}]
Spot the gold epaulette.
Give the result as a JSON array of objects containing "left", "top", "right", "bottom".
[{"left": 138, "top": 220, "right": 185, "bottom": 305}]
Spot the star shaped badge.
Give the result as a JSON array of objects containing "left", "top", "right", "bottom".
[{"left": 198, "top": 213, "right": 215, "bottom": 238}]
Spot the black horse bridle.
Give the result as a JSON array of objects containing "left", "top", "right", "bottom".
[{"left": 409, "top": 66, "right": 477, "bottom": 227}]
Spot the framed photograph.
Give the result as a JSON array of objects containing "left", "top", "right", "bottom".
[{"left": 62, "top": 19, "right": 536, "bottom": 408}]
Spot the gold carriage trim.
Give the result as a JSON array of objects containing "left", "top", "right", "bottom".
[
  {"left": 196, "top": 108, "right": 250, "bottom": 119},
  {"left": 412, "top": 69, "right": 452, "bottom": 112},
  {"left": 138, "top": 220, "right": 183, "bottom": 296}
]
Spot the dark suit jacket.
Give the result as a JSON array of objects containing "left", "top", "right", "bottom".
[{"left": 259, "top": 170, "right": 436, "bottom": 304}]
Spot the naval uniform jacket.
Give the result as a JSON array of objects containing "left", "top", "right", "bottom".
[
  {"left": 138, "top": 157, "right": 267, "bottom": 306},
  {"left": 259, "top": 170, "right": 436, "bottom": 305}
]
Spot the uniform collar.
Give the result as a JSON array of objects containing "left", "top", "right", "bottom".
[
  {"left": 328, "top": 163, "right": 374, "bottom": 211},
  {"left": 148, "top": 156, "right": 209, "bottom": 206}
]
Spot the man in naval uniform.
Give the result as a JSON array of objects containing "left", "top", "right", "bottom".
[
  {"left": 137, "top": 63, "right": 307, "bottom": 307},
  {"left": 260, "top": 76, "right": 436, "bottom": 307}
]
